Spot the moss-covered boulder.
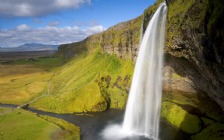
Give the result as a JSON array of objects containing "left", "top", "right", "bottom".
[
  {"left": 192, "top": 123, "right": 224, "bottom": 140},
  {"left": 161, "top": 101, "right": 201, "bottom": 134}
]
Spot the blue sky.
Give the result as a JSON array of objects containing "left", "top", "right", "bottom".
[{"left": 0, "top": 0, "right": 156, "bottom": 48}]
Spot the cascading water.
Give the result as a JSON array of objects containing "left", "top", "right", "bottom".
[
  {"left": 139, "top": 21, "right": 144, "bottom": 44},
  {"left": 101, "top": 2, "right": 167, "bottom": 140},
  {"left": 122, "top": 2, "right": 167, "bottom": 139}
]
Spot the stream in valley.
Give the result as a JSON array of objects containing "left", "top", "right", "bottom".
[{"left": 0, "top": 104, "right": 188, "bottom": 140}]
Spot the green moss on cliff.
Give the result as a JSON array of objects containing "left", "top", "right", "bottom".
[
  {"left": 161, "top": 101, "right": 201, "bottom": 134},
  {"left": 205, "top": 0, "right": 224, "bottom": 64},
  {"left": 207, "top": 0, "right": 224, "bottom": 34},
  {"left": 192, "top": 123, "right": 224, "bottom": 140},
  {"left": 165, "top": 0, "right": 209, "bottom": 58}
]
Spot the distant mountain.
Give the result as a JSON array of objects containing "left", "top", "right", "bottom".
[{"left": 0, "top": 43, "right": 59, "bottom": 52}]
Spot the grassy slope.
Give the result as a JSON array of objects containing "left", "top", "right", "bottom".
[
  {"left": 0, "top": 107, "right": 79, "bottom": 140},
  {"left": 31, "top": 49, "right": 134, "bottom": 113}
]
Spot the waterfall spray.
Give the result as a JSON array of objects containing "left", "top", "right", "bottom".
[{"left": 101, "top": 2, "right": 167, "bottom": 140}]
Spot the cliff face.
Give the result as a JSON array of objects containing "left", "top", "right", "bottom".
[
  {"left": 164, "top": 0, "right": 224, "bottom": 110},
  {"left": 57, "top": 18, "right": 141, "bottom": 61},
  {"left": 101, "top": 17, "right": 143, "bottom": 61},
  {"left": 58, "top": 1, "right": 164, "bottom": 62}
]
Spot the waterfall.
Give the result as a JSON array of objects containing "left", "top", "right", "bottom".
[
  {"left": 123, "top": 3, "right": 167, "bottom": 139},
  {"left": 139, "top": 21, "right": 144, "bottom": 44},
  {"left": 122, "top": 2, "right": 167, "bottom": 139},
  {"left": 101, "top": 2, "right": 167, "bottom": 140}
]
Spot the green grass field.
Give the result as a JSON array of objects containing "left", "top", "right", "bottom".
[
  {"left": 0, "top": 107, "right": 80, "bottom": 140},
  {"left": 0, "top": 64, "right": 52, "bottom": 104},
  {"left": 31, "top": 50, "right": 134, "bottom": 113},
  {"left": 0, "top": 55, "right": 63, "bottom": 105}
]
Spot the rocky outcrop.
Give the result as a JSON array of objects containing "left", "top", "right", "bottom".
[
  {"left": 163, "top": 0, "right": 224, "bottom": 110},
  {"left": 101, "top": 19, "right": 141, "bottom": 61},
  {"left": 58, "top": 17, "right": 142, "bottom": 61}
]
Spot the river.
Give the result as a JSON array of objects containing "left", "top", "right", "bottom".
[{"left": 0, "top": 104, "right": 188, "bottom": 140}]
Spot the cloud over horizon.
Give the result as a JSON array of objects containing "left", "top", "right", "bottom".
[
  {"left": 0, "top": 0, "right": 91, "bottom": 17},
  {"left": 0, "top": 24, "right": 105, "bottom": 48}
]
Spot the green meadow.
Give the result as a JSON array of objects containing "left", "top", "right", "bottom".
[{"left": 0, "top": 107, "right": 80, "bottom": 140}]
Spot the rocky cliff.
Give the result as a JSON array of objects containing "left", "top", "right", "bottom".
[
  {"left": 58, "top": 17, "right": 142, "bottom": 61},
  {"left": 164, "top": 0, "right": 224, "bottom": 111}
]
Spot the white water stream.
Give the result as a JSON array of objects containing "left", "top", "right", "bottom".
[{"left": 102, "top": 2, "right": 167, "bottom": 140}]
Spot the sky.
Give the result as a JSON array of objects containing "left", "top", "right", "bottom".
[{"left": 0, "top": 0, "right": 156, "bottom": 48}]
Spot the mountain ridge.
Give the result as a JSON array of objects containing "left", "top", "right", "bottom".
[{"left": 0, "top": 43, "right": 59, "bottom": 52}]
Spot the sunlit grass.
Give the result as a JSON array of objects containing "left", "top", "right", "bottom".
[
  {"left": 10, "top": 57, "right": 63, "bottom": 69},
  {"left": 39, "top": 115, "right": 80, "bottom": 140},
  {"left": 0, "top": 64, "right": 53, "bottom": 104},
  {"left": 31, "top": 50, "right": 134, "bottom": 113},
  {"left": 0, "top": 107, "right": 80, "bottom": 140}
]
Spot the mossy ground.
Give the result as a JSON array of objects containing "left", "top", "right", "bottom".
[
  {"left": 10, "top": 57, "right": 63, "bottom": 69},
  {"left": 161, "top": 101, "right": 201, "bottom": 134},
  {"left": 39, "top": 115, "right": 80, "bottom": 140},
  {"left": 192, "top": 123, "right": 224, "bottom": 140},
  {"left": 0, "top": 107, "right": 80, "bottom": 140},
  {"left": 0, "top": 64, "right": 52, "bottom": 104},
  {"left": 31, "top": 49, "right": 134, "bottom": 113},
  {"left": 162, "top": 91, "right": 224, "bottom": 138}
]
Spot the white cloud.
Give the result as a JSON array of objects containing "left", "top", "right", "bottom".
[
  {"left": 0, "top": 24, "right": 105, "bottom": 48},
  {"left": 55, "top": 0, "right": 91, "bottom": 8},
  {"left": 16, "top": 24, "right": 30, "bottom": 31},
  {"left": 0, "top": 0, "right": 91, "bottom": 17}
]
